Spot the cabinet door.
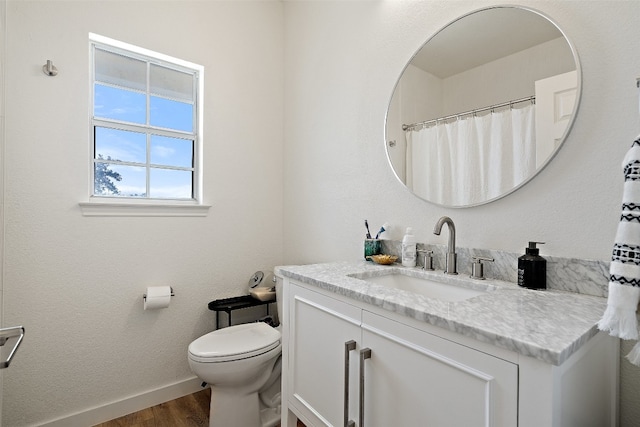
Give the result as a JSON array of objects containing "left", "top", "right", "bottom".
[
  {"left": 360, "top": 311, "right": 517, "bottom": 427},
  {"left": 288, "top": 284, "right": 362, "bottom": 426}
]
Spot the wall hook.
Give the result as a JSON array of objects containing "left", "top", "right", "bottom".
[{"left": 42, "top": 60, "right": 58, "bottom": 77}]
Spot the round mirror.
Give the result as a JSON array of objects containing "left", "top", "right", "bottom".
[{"left": 385, "top": 6, "right": 581, "bottom": 208}]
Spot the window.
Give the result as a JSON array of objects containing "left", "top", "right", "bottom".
[{"left": 90, "top": 34, "right": 203, "bottom": 203}]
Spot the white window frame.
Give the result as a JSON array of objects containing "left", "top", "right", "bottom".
[{"left": 80, "top": 33, "right": 208, "bottom": 217}]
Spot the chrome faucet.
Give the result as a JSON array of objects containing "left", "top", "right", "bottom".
[{"left": 433, "top": 216, "right": 457, "bottom": 275}]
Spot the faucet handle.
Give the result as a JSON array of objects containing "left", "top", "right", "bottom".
[
  {"left": 417, "top": 249, "right": 434, "bottom": 271},
  {"left": 470, "top": 256, "right": 494, "bottom": 280}
]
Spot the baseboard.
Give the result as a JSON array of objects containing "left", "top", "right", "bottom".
[{"left": 38, "top": 376, "right": 204, "bottom": 427}]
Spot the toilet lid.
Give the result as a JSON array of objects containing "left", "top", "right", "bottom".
[{"left": 189, "top": 322, "right": 281, "bottom": 362}]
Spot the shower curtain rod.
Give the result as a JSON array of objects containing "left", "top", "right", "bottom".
[{"left": 402, "top": 95, "right": 536, "bottom": 131}]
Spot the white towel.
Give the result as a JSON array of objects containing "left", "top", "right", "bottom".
[{"left": 598, "top": 136, "right": 640, "bottom": 365}]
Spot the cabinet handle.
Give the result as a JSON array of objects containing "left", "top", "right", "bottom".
[
  {"left": 359, "top": 348, "right": 372, "bottom": 427},
  {"left": 344, "top": 340, "right": 356, "bottom": 427}
]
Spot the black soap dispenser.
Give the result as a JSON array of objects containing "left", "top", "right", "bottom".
[{"left": 518, "top": 241, "right": 546, "bottom": 290}]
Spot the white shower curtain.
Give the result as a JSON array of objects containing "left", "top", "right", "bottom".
[{"left": 406, "top": 104, "right": 535, "bottom": 206}]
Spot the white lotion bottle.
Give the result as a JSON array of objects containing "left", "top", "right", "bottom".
[{"left": 401, "top": 227, "right": 417, "bottom": 267}]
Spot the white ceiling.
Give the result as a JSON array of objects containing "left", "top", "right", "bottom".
[{"left": 411, "top": 8, "right": 564, "bottom": 79}]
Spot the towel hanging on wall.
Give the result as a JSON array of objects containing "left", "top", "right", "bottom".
[{"left": 598, "top": 135, "right": 640, "bottom": 365}]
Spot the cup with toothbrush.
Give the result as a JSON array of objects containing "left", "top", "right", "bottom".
[{"left": 363, "top": 220, "right": 384, "bottom": 260}]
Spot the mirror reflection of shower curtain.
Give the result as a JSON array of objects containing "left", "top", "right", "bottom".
[{"left": 406, "top": 104, "right": 535, "bottom": 206}]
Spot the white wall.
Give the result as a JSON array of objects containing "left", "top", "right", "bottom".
[
  {"left": 3, "top": 1, "right": 283, "bottom": 425},
  {"left": 442, "top": 36, "right": 575, "bottom": 115},
  {"left": 399, "top": 64, "right": 443, "bottom": 125},
  {"left": 283, "top": 1, "right": 640, "bottom": 425}
]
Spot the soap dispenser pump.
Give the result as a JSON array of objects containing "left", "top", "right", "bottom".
[{"left": 518, "top": 241, "right": 546, "bottom": 290}]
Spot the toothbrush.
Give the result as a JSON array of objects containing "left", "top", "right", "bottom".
[
  {"left": 365, "top": 220, "right": 372, "bottom": 239},
  {"left": 375, "top": 225, "right": 386, "bottom": 239}
]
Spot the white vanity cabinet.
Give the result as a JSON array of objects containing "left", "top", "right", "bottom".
[
  {"left": 284, "top": 283, "right": 361, "bottom": 426},
  {"left": 360, "top": 311, "right": 518, "bottom": 427},
  {"left": 282, "top": 278, "right": 618, "bottom": 427},
  {"left": 283, "top": 282, "right": 517, "bottom": 427}
]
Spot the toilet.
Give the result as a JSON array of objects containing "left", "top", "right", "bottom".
[{"left": 188, "top": 276, "right": 283, "bottom": 427}]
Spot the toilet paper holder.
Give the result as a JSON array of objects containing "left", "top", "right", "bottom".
[{"left": 143, "top": 287, "right": 175, "bottom": 302}]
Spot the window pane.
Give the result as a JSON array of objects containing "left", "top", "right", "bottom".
[
  {"left": 150, "top": 168, "right": 193, "bottom": 199},
  {"left": 91, "top": 37, "right": 200, "bottom": 200},
  {"left": 95, "top": 48, "right": 146, "bottom": 91},
  {"left": 95, "top": 84, "right": 146, "bottom": 124},
  {"left": 150, "top": 135, "right": 193, "bottom": 168},
  {"left": 94, "top": 163, "right": 147, "bottom": 197},
  {"left": 95, "top": 127, "right": 147, "bottom": 163},
  {"left": 150, "top": 96, "right": 193, "bottom": 132},
  {"left": 150, "top": 64, "right": 194, "bottom": 102}
]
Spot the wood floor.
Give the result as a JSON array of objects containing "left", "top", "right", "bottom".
[
  {"left": 94, "top": 388, "right": 306, "bottom": 427},
  {"left": 94, "top": 389, "right": 210, "bottom": 427}
]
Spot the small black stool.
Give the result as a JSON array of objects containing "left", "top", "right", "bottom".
[{"left": 208, "top": 295, "right": 273, "bottom": 329}]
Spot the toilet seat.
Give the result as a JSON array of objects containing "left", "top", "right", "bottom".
[{"left": 188, "top": 322, "right": 281, "bottom": 363}]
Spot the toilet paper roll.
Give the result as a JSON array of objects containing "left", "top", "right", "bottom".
[{"left": 144, "top": 286, "right": 172, "bottom": 310}]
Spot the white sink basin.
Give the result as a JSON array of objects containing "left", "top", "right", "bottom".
[{"left": 362, "top": 271, "right": 494, "bottom": 302}]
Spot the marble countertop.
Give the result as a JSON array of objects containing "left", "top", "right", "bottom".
[{"left": 276, "top": 261, "right": 608, "bottom": 366}]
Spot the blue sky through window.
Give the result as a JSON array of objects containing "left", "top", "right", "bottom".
[
  {"left": 94, "top": 84, "right": 146, "bottom": 124},
  {"left": 94, "top": 83, "right": 195, "bottom": 199},
  {"left": 150, "top": 97, "right": 193, "bottom": 132}
]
